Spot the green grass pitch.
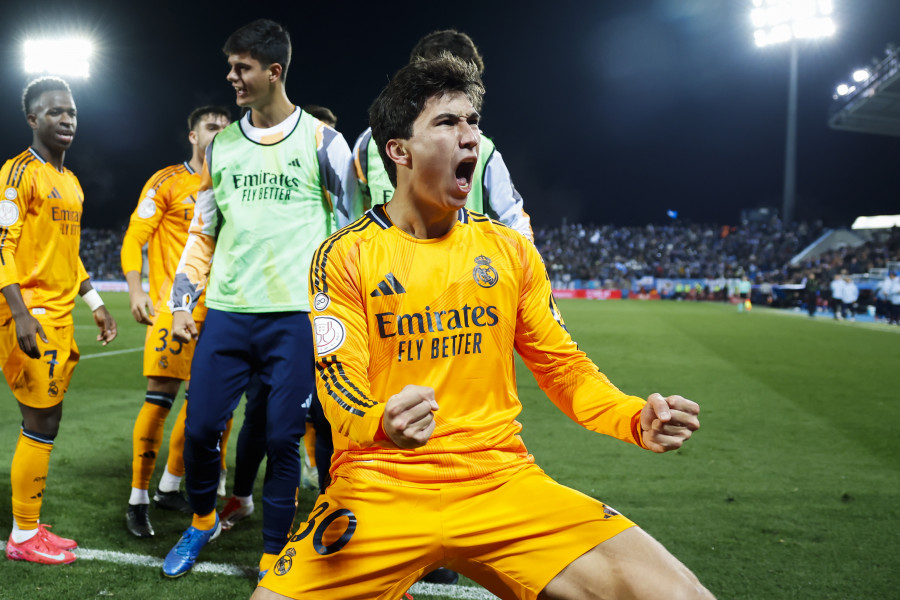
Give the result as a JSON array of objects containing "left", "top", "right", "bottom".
[{"left": 0, "top": 294, "right": 897, "bottom": 599}]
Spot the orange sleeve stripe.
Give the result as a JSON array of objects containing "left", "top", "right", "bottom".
[
  {"left": 146, "top": 164, "right": 185, "bottom": 192},
  {"left": 6, "top": 153, "right": 35, "bottom": 187},
  {"left": 309, "top": 216, "right": 374, "bottom": 295},
  {"left": 317, "top": 356, "right": 378, "bottom": 415}
]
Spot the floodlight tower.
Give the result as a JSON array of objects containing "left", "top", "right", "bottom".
[{"left": 751, "top": 0, "right": 835, "bottom": 225}]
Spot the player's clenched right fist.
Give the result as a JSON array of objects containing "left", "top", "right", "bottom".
[
  {"left": 171, "top": 310, "right": 199, "bottom": 343},
  {"left": 383, "top": 385, "right": 439, "bottom": 449}
]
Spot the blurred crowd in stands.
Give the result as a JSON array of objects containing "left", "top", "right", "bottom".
[
  {"left": 534, "top": 219, "right": 827, "bottom": 284},
  {"left": 80, "top": 220, "right": 900, "bottom": 320},
  {"left": 81, "top": 228, "right": 126, "bottom": 282}
]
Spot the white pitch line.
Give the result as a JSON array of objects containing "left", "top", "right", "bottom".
[
  {"left": 0, "top": 542, "right": 499, "bottom": 599},
  {"left": 75, "top": 547, "right": 250, "bottom": 577},
  {"left": 409, "top": 581, "right": 499, "bottom": 599},
  {"left": 79, "top": 346, "right": 144, "bottom": 360}
]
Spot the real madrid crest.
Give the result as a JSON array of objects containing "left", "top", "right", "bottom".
[
  {"left": 274, "top": 547, "right": 296, "bottom": 576},
  {"left": 472, "top": 255, "right": 498, "bottom": 288}
]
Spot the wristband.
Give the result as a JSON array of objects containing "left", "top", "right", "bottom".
[{"left": 82, "top": 289, "right": 104, "bottom": 311}]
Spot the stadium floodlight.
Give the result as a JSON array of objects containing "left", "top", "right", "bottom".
[
  {"left": 751, "top": 0, "right": 835, "bottom": 48},
  {"left": 23, "top": 37, "right": 94, "bottom": 79},
  {"left": 835, "top": 83, "right": 855, "bottom": 96},
  {"left": 751, "top": 0, "right": 836, "bottom": 225},
  {"left": 852, "top": 69, "right": 870, "bottom": 82}
]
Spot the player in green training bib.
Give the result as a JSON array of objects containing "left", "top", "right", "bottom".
[
  {"left": 350, "top": 30, "right": 533, "bottom": 242},
  {"left": 163, "top": 19, "right": 353, "bottom": 580}
]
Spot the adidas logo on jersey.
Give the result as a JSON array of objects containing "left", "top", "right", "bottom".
[
  {"left": 288, "top": 158, "right": 303, "bottom": 168},
  {"left": 47, "top": 187, "right": 62, "bottom": 199},
  {"left": 370, "top": 273, "right": 407, "bottom": 297}
]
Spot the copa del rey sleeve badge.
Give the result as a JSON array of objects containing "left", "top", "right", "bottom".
[{"left": 314, "top": 316, "right": 346, "bottom": 355}]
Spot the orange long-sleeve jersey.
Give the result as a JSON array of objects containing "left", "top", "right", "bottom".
[
  {"left": 0, "top": 148, "right": 89, "bottom": 325},
  {"left": 120, "top": 162, "right": 206, "bottom": 319},
  {"left": 308, "top": 205, "right": 648, "bottom": 487}
]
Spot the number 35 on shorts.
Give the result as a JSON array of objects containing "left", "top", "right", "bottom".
[{"left": 142, "top": 313, "right": 200, "bottom": 379}]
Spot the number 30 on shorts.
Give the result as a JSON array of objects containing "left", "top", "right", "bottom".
[{"left": 289, "top": 501, "right": 356, "bottom": 555}]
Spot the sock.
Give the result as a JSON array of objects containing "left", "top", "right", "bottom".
[
  {"left": 166, "top": 399, "right": 187, "bottom": 478},
  {"left": 11, "top": 521, "right": 39, "bottom": 544},
  {"left": 235, "top": 494, "right": 253, "bottom": 507},
  {"left": 157, "top": 466, "right": 182, "bottom": 493},
  {"left": 131, "top": 393, "right": 174, "bottom": 489},
  {"left": 259, "top": 552, "right": 278, "bottom": 573},
  {"left": 11, "top": 429, "right": 53, "bottom": 533},
  {"left": 303, "top": 422, "right": 317, "bottom": 468},
  {"left": 192, "top": 510, "right": 217, "bottom": 531},
  {"left": 129, "top": 487, "right": 150, "bottom": 505}
]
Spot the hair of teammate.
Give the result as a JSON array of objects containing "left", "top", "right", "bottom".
[
  {"left": 187, "top": 105, "right": 233, "bottom": 131},
  {"left": 223, "top": 19, "right": 292, "bottom": 81},
  {"left": 302, "top": 105, "right": 337, "bottom": 127},
  {"left": 410, "top": 29, "right": 485, "bottom": 75},
  {"left": 22, "top": 76, "right": 72, "bottom": 116},
  {"left": 370, "top": 54, "right": 484, "bottom": 187}
]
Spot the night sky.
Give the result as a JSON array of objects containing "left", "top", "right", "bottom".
[{"left": 1, "top": 0, "right": 898, "bottom": 230}]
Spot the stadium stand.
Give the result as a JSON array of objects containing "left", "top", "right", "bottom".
[
  {"left": 534, "top": 219, "right": 826, "bottom": 285},
  {"left": 829, "top": 42, "right": 900, "bottom": 138},
  {"left": 80, "top": 222, "right": 899, "bottom": 318},
  {"left": 81, "top": 228, "right": 126, "bottom": 281}
]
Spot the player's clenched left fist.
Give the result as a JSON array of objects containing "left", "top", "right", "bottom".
[
  {"left": 640, "top": 393, "right": 700, "bottom": 453},
  {"left": 383, "top": 384, "right": 440, "bottom": 449}
]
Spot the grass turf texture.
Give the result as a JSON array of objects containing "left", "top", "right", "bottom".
[{"left": 1, "top": 294, "right": 897, "bottom": 599}]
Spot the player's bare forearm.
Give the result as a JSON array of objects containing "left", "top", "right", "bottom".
[
  {"left": 382, "top": 385, "right": 439, "bottom": 449},
  {"left": 639, "top": 393, "right": 700, "bottom": 453},
  {"left": 1, "top": 283, "right": 46, "bottom": 358},
  {"left": 93, "top": 305, "right": 118, "bottom": 345},
  {"left": 125, "top": 270, "right": 154, "bottom": 324},
  {"left": 2, "top": 283, "right": 29, "bottom": 320}
]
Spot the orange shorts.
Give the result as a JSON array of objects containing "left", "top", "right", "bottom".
[
  {"left": 0, "top": 319, "right": 79, "bottom": 408},
  {"left": 142, "top": 311, "right": 202, "bottom": 380},
  {"left": 259, "top": 464, "right": 635, "bottom": 600}
]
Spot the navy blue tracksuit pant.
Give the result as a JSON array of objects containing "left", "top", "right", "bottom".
[{"left": 184, "top": 308, "right": 313, "bottom": 555}]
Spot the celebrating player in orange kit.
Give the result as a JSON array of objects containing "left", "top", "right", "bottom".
[{"left": 254, "top": 56, "right": 714, "bottom": 600}]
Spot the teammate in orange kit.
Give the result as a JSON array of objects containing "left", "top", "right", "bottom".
[
  {"left": 121, "top": 106, "right": 231, "bottom": 538},
  {"left": 1, "top": 76, "right": 117, "bottom": 565}
]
